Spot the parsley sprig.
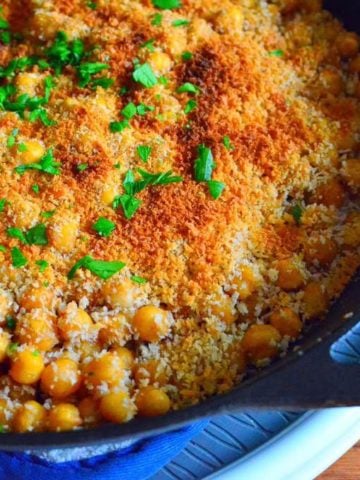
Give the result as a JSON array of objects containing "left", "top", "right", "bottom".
[
  {"left": 7, "top": 223, "right": 48, "bottom": 246},
  {"left": 194, "top": 145, "right": 225, "bottom": 199},
  {"left": 15, "top": 149, "right": 61, "bottom": 176},
  {"left": 68, "top": 255, "right": 126, "bottom": 280}
]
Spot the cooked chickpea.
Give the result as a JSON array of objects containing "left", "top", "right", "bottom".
[
  {"left": 303, "top": 281, "right": 327, "bottom": 320},
  {"left": 49, "top": 217, "right": 79, "bottom": 253},
  {"left": 101, "top": 184, "right": 118, "bottom": 205},
  {"left": 229, "top": 265, "right": 259, "bottom": 300},
  {"left": 276, "top": 258, "right": 305, "bottom": 291},
  {"left": 47, "top": 403, "right": 82, "bottom": 432},
  {"left": 206, "top": 293, "right": 237, "bottom": 324},
  {"left": 0, "top": 331, "right": 10, "bottom": 362},
  {"left": 58, "top": 303, "right": 97, "bottom": 342},
  {"left": 242, "top": 324, "right": 281, "bottom": 363},
  {"left": 17, "top": 140, "right": 45, "bottom": 165},
  {"left": 78, "top": 397, "right": 102, "bottom": 425},
  {"left": 269, "top": 307, "right": 302, "bottom": 338},
  {"left": 102, "top": 278, "right": 139, "bottom": 309},
  {"left": 304, "top": 238, "right": 337, "bottom": 267},
  {"left": 318, "top": 69, "right": 343, "bottom": 96},
  {"left": 99, "top": 392, "right": 135, "bottom": 423},
  {"left": 20, "top": 286, "right": 54, "bottom": 311},
  {"left": 16, "top": 311, "right": 58, "bottom": 352},
  {"left": 342, "top": 212, "right": 360, "bottom": 247},
  {"left": 15, "top": 73, "right": 42, "bottom": 97},
  {"left": 41, "top": 358, "right": 82, "bottom": 398},
  {"left": 111, "top": 347, "right": 135, "bottom": 371},
  {"left": 342, "top": 159, "right": 360, "bottom": 190},
  {"left": 136, "top": 387, "right": 171, "bottom": 417},
  {"left": 336, "top": 32, "right": 359, "bottom": 58},
  {"left": 310, "top": 179, "right": 346, "bottom": 208},
  {"left": 9, "top": 350, "right": 44, "bottom": 385},
  {"left": 132, "top": 305, "right": 171, "bottom": 342},
  {"left": 11, "top": 198, "right": 40, "bottom": 229},
  {"left": 148, "top": 51, "right": 172, "bottom": 75},
  {"left": 214, "top": 6, "right": 244, "bottom": 34},
  {"left": 84, "top": 352, "right": 126, "bottom": 391},
  {"left": 0, "top": 398, "right": 11, "bottom": 429},
  {"left": 0, "top": 289, "right": 11, "bottom": 323},
  {"left": 12, "top": 400, "right": 46, "bottom": 433},
  {"left": 134, "top": 359, "right": 168, "bottom": 386},
  {"left": 99, "top": 314, "right": 129, "bottom": 346}
]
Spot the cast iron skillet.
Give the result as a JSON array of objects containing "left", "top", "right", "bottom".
[{"left": 0, "top": 0, "right": 359, "bottom": 450}]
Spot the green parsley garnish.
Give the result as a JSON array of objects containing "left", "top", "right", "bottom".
[
  {"left": 11, "top": 247, "right": 27, "bottom": 268},
  {"left": 41, "top": 210, "right": 56, "bottom": 218},
  {"left": 177, "top": 82, "right": 200, "bottom": 94},
  {"left": 184, "top": 99, "right": 197, "bottom": 114},
  {"left": 46, "top": 32, "right": 85, "bottom": 74},
  {"left": 269, "top": 49, "right": 284, "bottom": 57},
  {"left": 7, "top": 223, "right": 48, "bottom": 246},
  {"left": 0, "top": 245, "right": 6, "bottom": 253},
  {"left": 194, "top": 145, "right": 214, "bottom": 182},
  {"left": 119, "top": 86, "right": 129, "bottom": 96},
  {"left": 140, "top": 39, "right": 156, "bottom": 52},
  {"left": 113, "top": 194, "right": 142, "bottom": 220},
  {"left": 7, "top": 227, "right": 28, "bottom": 244},
  {"left": 182, "top": 51, "right": 193, "bottom": 61},
  {"left": 131, "top": 275, "right": 148, "bottom": 284},
  {"left": 151, "top": 13, "right": 163, "bottom": 26},
  {"left": 132, "top": 63, "right": 157, "bottom": 88},
  {"left": 17, "top": 143, "right": 27, "bottom": 152},
  {"left": 152, "top": 0, "right": 181, "bottom": 9},
  {"left": 32, "top": 350, "right": 40, "bottom": 357},
  {"left": 32, "top": 184, "right": 40, "bottom": 194},
  {"left": 113, "top": 163, "right": 121, "bottom": 169},
  {"left": 172, "top": 19, "right": 190, "bottom": 27},
  {"left": 7, "top": 342, "right": 19, "bottom": 355},
  {"left": 291, "top": 204, "right": 303, "bottom": 225},
  {"left": 77, "top": 62, "right": 109, "bottom": 88},
  {"left": 207, "top": 180, "right": 225, "bottom": 200},
  {"left": 15, "top": 149, "right": 61, "bottom": 176},
  {"left": 122, "top": 102, "right": 137, "bottom": 119},
  {"left": 36, "top": 259, "right": 49, "bottom": 272},
  {"left": 92, "top": 217, "right": 116, "bottom": 237},
  {"left": 68, "top": 255, "right": 126, "bottom": 280},
  {"left": 136, "top": 103, "right": 155, "bottom": 115},
  {"left": 223, "top": 135, "right": 234, "bottom": 150},
  {"left": 110, "top": 120, "right": 129, "bottom": 133},
  {"left": 5, "top": 316, "right": 16, "bottom": 330},
  {"left": 7, "top": 128, "right": 18, "bottom": 148},
  {"left": 136, "top": 145, "right": 152, "bottom": 163},
  {"left": 91, "top": 77, "right": 114, "bottom": 89},
  {"left": 0, "top": 198, "right": 6, "bottom": 212},
  {"left": 87, "top": 1, "right": 97, "bottom": 9},
  {"left": 77, "top": 163, "right": 88, "bottom": 172}
]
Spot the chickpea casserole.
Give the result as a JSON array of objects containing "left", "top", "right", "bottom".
[{"left": 0, "top": 0, "right": 358, "bottom": 433}]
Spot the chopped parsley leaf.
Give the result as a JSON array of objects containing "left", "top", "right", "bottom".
[
  {"left": 26, "top": 223, "right": 48, "bottom": 246},
  {"left": 0, "top": 245, "right": 6, "bottom": 253},
  {"left": 7, "top": 227, "right": 28, "bottom": 244},
  {"left": 140, "top": 39, "right": 155, "bottom": 52},
  {"left": 36, "top": 259, "right": 49, "bottom": 272},
  {"left": 131, "top": 275, "right": 147, "bottom": 284},
  {"left": 41, "top": 210, "right": 56, "bottom": 219},
  {"left": 194, "top": 145, "right": 214, "bottom": 182},
  {"left": 87, "top": 1, "right": 97, "bottom": 9},
  {"left": 136, "top": 103, "right": 154, "bottom": 115},
  {"left": 291, "top": 204, "right": 303, "bottom": 225},
  {"left": 92, "top": 217, "right": 116, "bottom": 237},
  {"left": 136, "top": 145, "right": 152, "bottom": 163},
  {"left": 110, "top": 120, "right": 129, "bottom": 133},
  {"left": 122, "top": 102, "right": 137, "bottom": 119},
  {"left": 0, "top": 198, "right": 6, "bottom": 212},
  {"left": 77, "top": 163, "right": 88, "bottom": 172},
  {"left": 223, "top": 135, "right": 234, "bottom": 150},
  {"left": 152, "top": 0, "right": 181, "bottom": 9},
  {"left": 151, "top": 13, "right": 163, "bottom": 26},
  {"left": 68, "top": 255, "right": 126, "bottom": 280},
  {"left": 77, "top": 62, "right": 109, "bottom": 88},
  {"left": 172, "top": 19, "right": 190, "bottom": 27},
  {"left": 113, "top": 163, "right": 121, "bottom": 169},
  {"left": 17, "top": 142, "right": 27, "bottom": 152},
  {"left": 5, "top": 316, "right": 16, "bottom": 330},
  {"left": 207, "top": 180, "right": 225, "bottom": 199},
  {"left": 158, "top": 75, "right": 168, "bottom": 86},
  {"left": 132, "top": 63, "right": 157, "bottom": 88},
  {"left": 32, "top": 184, "right": 40, "bottom": 194},
  {"left": 15, "top": 149, "right": 61, "bottom": 176},
  {"left": 182, "top": 51, "right": 193, "bottom": 61},
  {"left": 91, "top": 77, "right": 114, "bottom": 89},
  {"left": 184, "top": 99, "right": 197, "bottom": 114},
  {"left": 177, "top": 82, "right": 200, "bottom": 94},
  {"left": 119, "top": 86, "right": 129, "bottom": 96},
  {"left": 7, "top": 342, "right": 19, "bottom": 355},
  {"left": 269, "top": 49, "right": 284, "bottom": 57},
  {"left": 113, "top": 194, "right": 142, "bottom": 220},
  {"left": 11, "top": 247, "right": 27, "bottom": 268}
]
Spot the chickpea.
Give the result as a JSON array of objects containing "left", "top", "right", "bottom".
[
  {"left": 148, "top": 51, "right": 172, "bottom": 75},
  {"left": 9, "top": 350, "right": 44, "bottom": 385},
  {"left": 15, "top": 73, "right": 42, "bottom": 97},
  {"left": 342, "top": 212, "right": 360, "bottom": 247},
  {"left": 318, "top": 69, "right": 343, "bottom": 96},
  {"left": 336, "top": 32, "right": 359, "bottom": 58},
  {"left": 102, "top": 278, "right": 139, "bottom": 309},
  {"left": 47, "top": 403, "right": 82, "bottom": 432},
  {"left": 0, "top": 398, "right": 12, "bottom": 429},
  {"left": 242, "top": 324, "right": 281, "bottom": 364},
  {"left": 49, "top": 217, "right": 79, "bottom": 253},
  {"left": 0, "top": 289, "right": 11, "bottom": 323},
  {"left": 229, "top": 265, "right": 260, "bottom": 301},
  {"left": 136, "top": 387, "right": 171, "bottom": 417},
  {"left": 0, "top": 331, "right": 10, "bottom": 362},
  {"left": 99, "top": 392, "right": 135, "bottom": 423},
  {"left": 84, "top": 352, "right": 126, "bottom": 391},
  {"left": 17, "top": 140, "right": 45, "bottom": 165},
  {"left": 16, "top": 311, "right": 58, "bottom": 352},
  {"left": 41, "top": 358, "right": 82, "bottom": 398},
  {"left": 11, "top": 198, "right": 40, "bottom": 229},
  {"left": 132, "top": 305, "right": 171, "bottom": 342},
  {"left": 303, "top": 282, "right": 327, "bottom": 320},
  {"left": 304, "top": 238, "right": 337, "bottom": 267},
  {"left": 269, "top": 307, "right": 302, "bottom": 338},
  {"left": 342, "top": 159, "right": 360, "bottom": 190},
  {"left": 276, "top": 258, "right": 305, "bottom": 291},
  {"left": 206, "top": 293, "right": 237, "bottom": 324},
  {"left": 101, "top": 184, "right": 118, "bottom": 206},
  {"left": 78, "top": 397, "right": 102, "bottom": 425},
  {"left": 12, "top": 400, "right": 46, "bottom": 433},
  {"left": 58, "top": 303, "right": 97, "bottom": 342},
  {"left": 134, "top": 359, "right": 168, "bottom": 386},
  {"left": 214, "top": 6, "right": 244, "bottom": 34},
  {"left": 99, "top": 314, "right": 129, "bottom": 346},
  {"left": 111, "top": 347, "right": 135, "bottom": 371},
  {"left": 19, "top": 286, "right": 54, "bottom": 311},
  {"left": 310, "top": 179, "right": 346, "bottom": 208}
]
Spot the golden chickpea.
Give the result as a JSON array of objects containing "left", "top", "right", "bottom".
[
  {"left": 84, "top": 352, "right": 126, "bottom": 391},
  {"left": 101, "top": 184, "right": 118, "bottom": 206},
  {"left": 136, "top": 387, "right": 171, "bottom": 417},
  {"left": 206, "top": 293, "right": 237, "bottom": 325},
  {"left": 318, "top": 69, "right": 343, "bottom": 96},
  {"left": 310, "top": 179, "right": 346, "bottom": 208},
  {"left": 58, "top": 303, "right": 97, "bottom": 342},
  {"left": 41, "top": 358, "right": 82, "bottom": 398},
  {"left": 102, "top": 279, "right": 139, "bottom": 309},
  {"left": 0, "top": 398, "right": 11, "bottom": 429},
  {"left": 229, "top": 265, "right": 260, "bottom": 301},
  {"left": 111, "top": 347, "right": 135, "bottom": 371},
  {"left": 342, "top": 159, "right": 360, "bottom": 190},
  {"left": 11, "top": 198, "right": 40, "bottom": 230},
  {"left": 336, "top": 32, "right": 359, "bottom": 58},
  {"left": 78, "top": 397, "right": 102, "bottom": 425},
  {"left": 17, "top": 140, "right": 45, "bottom": 165},
  {"left": 15, "top": 73, "right": 42, "bottom": 97},
  {"left": 0, "top": 331, "right": 10, "bottom": 362},
  {"left": 20, "top": 286, "right": 54, "bottom": 311},
  {"left": 99, "top": 314, "right": 129, "bottom": 346},
  {"left": 303, "top": 282, "right": 327, "bottom": 320},
  {"left": 9, "top": 350, "right": 44, "bottom": 385},
  {"left": 148, "top": 51, "right": 172, "bottom": 75},
  {"left": 342, "top": 212, "right": 360, "bottom": 247},
  {"left": 134, "top": 359, "right": 168, "bottom": 386},
  {"left": 16, "top": 311, "right": 58, "bottom": 352},
  {"left": 242, "top": 324, "right": 281, "bottom": 364},
  {"left": 304, "top": 238, "right": 337, "bottom": 267},
  {"left": 214, "top": 6, "right": 244, "bottom": 34},
  {"left": 49, "top": 217, "right": 79, "bottom": 253},
  {"left": 99, "top": 392, "right": 135, "bottom": 423},
  {"left": 47, "top": 403, "right": 82, "bottom": 432},
  {"left": 12, "top": 400, "right": 46, "bottom": 433},
  {"left": 269, "top": 307, "right": 302, "bottom": 339},
  {"left": 276, "top": 258, "right": 305, "bottom": 291},
  {"left": 132, "top": 305, "right": 171, "bottom": 342}
]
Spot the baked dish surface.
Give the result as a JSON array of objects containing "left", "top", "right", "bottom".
[{"left": 0, "top": 0, "right": 358, "bottom": 432}]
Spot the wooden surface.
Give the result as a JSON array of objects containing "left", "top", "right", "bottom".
[{"left": 317, "top": 442, "right": 360, "bottom": 479}]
